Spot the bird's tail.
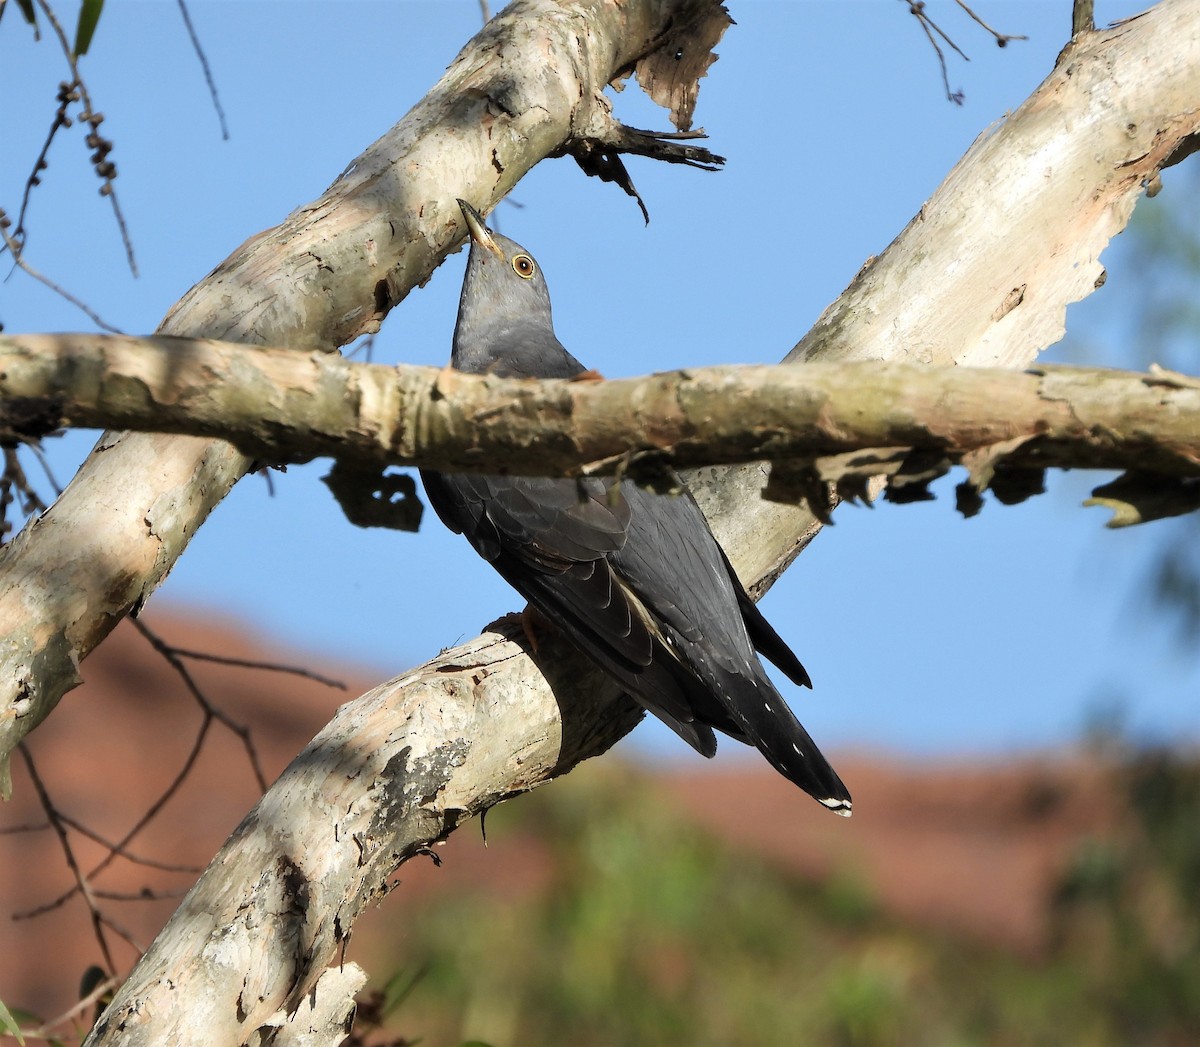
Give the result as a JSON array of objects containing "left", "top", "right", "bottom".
[{"left": 724, "top": 672, "right": 852, "bottom": 817}]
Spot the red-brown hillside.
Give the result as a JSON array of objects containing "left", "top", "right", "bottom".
[{"left": 0, "top": 611, "right": 1121, "bottom": 1024}]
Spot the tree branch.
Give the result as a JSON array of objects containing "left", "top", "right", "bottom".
[
  {"left": 1, "top": 333, "right": 1199, "bottom": 485},
  {"left": 0, "top": 0, "right": 731, "bottom": 786},
  {"left": 85, "top": 622, "right": 644, "bottom": 1046},
  {"left": 11, "top": 0, "right": 1199, "bottom": 1041},
  {"left": 697, "top": 0, "right": 1200, "bottom": 592}
]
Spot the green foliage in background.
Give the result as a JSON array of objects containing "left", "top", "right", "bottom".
[
  {"left": 359, "top": 751, "right": 1199, "bottom": 1047},
  {"left": 1087, "top": 165, "right": 1200, "bottom": 643},
  {"left": 1051, "top": 748, "right": 1200, "bottom": 1047}
]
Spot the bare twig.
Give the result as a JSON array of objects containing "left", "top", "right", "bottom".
[
  {"left": 130, "top": 618, "right": 268, "bottom": 791},
  {"left": 0, "top": 444, "right": 50, "bottom": 541},
  {"left": 22, "top": 434, "right": 63, "bottom": 495},
  {"left": 15, "top": 715, "right": 215, "bottom": 920},
  {"left": 908, "top": 0, "right": 969, "bottom": 61},
  {"left": 11, "top": 611, "right": 330, "bottom": 956},
  {"left": 954, "top": 0, "right": 1028, "bottom": 48},
  {"left": 175, "top": 0, "right": 228, "bottom": 140},
  {"left": 904, "top": 0, "right": 967, "bottom": 105},
  {"left": 170, "top": 646, "right": 347, "bottom": 691},
  {"left": 58, "top": 812, "right": 204, "bottom": 875},
  {"left": 13, "top": 611, "right": 279, "bottom": 922},
  {"left": 902, "top": 0, "right": 1027, "bottom": 104},
  {"left": 18, "top": 744, "right": 118, "bottom": 973},
  {"left": 0, "top": 222, "right": 123, "bottom": 332},
  {"left": 31, "top": 0, "right": 137, "bottom": 275},
  {"left": 94, "top": 909, "right": 148, "bottom": 956},
  {"left": 8, "top": 602, "right": 333, "bottom": 990},
  {"left": 344, "top": 331, "right": 376, "bottom": 361}
]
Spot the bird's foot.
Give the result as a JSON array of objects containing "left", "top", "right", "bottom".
[{"left": 519, "top": 603, "right": 553, "bottom": 654}]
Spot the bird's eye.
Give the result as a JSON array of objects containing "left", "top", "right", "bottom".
[{"left": 511, "top": 254, "right": 536, "bottom": 279}]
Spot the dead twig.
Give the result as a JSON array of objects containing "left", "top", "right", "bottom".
[
  {"left": 18, "top": 744, "right": 118, "bottom": 974},
  {"left": 15, "top": 715, "right": 215, "bottom": 920},
  {"left": 175, "top": 0, "right": 228, "bottom": 140},
  {"left": 170, "top": 645, "right": 348, "bottom": 691},
  {"left": 954, "top": 0, "right": 1028, "bottom": 48},
  {"left": 1, "top": 220, "right": 123, "bottom": 333},
  {"left": 130, "top": 617, "right": 268, "bottom": 791},
  {"left": 901, "top": 0, "right": 1027, "bottom": 105},
  {"left": 28, "top": 0, "right": 137, "bottom": 274},
  {"left": 57, "top": 813, "right": 204, "bottom": 875}
]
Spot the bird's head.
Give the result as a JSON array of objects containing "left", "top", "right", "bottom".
[{"left": 451, "top": 199, "right": 570, "bottom": 377}]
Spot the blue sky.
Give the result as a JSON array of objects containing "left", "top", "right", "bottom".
[{"left": 2, "top": 0, "right": 1194, "bottom": 766}]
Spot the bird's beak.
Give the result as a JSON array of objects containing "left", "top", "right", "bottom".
[{"left": 457, "top": 199, "right": 504, "bottom": 262}]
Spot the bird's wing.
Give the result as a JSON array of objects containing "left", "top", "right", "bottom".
[
  {"left": 420, "top": 469, "right": 717, "bottom": 751},
  {"left": 611, "top": 482, "right": 850, "bottom": 811},
  {"left": 610, "top": 480, "right": 763, "bottom": 679},
  {"left": 711, "top": 540, "right": 813, "bottom": 688},
  {"left": 424, "top": 471, "right": 628, "bottom": 565},
  {"left": 423, "top": 469, "right": 850, "bottom": 811}
]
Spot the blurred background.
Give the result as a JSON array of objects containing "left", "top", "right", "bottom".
[{"left": 1, "top": 2, "right": 1198, "bottom": 1044}]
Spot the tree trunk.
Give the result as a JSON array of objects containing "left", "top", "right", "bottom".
[
  {"left": 8, "top": 0, "right": 1192, "bottom": 1042},
  {"left": 0, "top": 0, "right": 730, "bottom": 784}
]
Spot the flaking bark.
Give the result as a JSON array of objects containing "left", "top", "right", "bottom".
[
  {"left": 2, "top": 334, "right": 1200, "bottom": 485},
  {"left": 0, "top": 0, "right": 730, "bottom": 785},
  {"left": 7, "top": 0, "right": 1196, "bottom": 1042}
]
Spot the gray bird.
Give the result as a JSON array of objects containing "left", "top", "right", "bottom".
[{"left": 420, "top": 200, "right": 851, "bottom": 816}]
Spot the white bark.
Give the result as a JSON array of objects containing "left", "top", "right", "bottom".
[
  {"left": 257, "top": 965, "right": 366, "bottom": 1047},
  {"left": 0, "top": 0, "right": 728, "bottom": 783},
  {"left": 86, "top": 624, "right": 641, "bottom": 1046},
  {"left": 697, "top": 1, "right": 1200, "bottom": 591},
  {"left": 26, "top": 0, "right": 1200, "bottom": 1042}
]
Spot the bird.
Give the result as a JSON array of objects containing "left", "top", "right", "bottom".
[{"left": 420, "top": 200, "right": 852, "bottom": 816}]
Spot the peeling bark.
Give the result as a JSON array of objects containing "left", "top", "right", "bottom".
[
  {"left": 0, "top": 0, "right": 731, "bottom": 786},
  {"left": 2, "top": 335, "right": 1200, "bottom": 487},
  {"left": 3, "top": 0, "right": 1194, "bottom": 1042},
  {"left": 691, "top": 0, "right": 1200, "bottom": 592}
]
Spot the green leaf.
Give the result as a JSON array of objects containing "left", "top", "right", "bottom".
[
  {"left": 0, "top": 997, "right": 27, "bottom": 1046},
  {"left": 73, "top": 0, "right": 104, "bottom": 57}
]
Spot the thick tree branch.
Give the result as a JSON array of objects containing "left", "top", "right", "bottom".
[
  {"left": 2, "top": 333, "right": 1200, "bottom": 484},
  {"left": 0, "top": 0, "right": 730, "bottom": 783},
  {"left": 695, "top": 0, "right": 1200, "bottom": 590},
  {"left": 17, "top": 0, "right": 1200, "bottom": 1042},
  {"left": 84, "top": 621, "right": 644, "bottom": 1046}
]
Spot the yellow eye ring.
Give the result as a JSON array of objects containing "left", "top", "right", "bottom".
[{"left": 511, "top": 254, "right": 536, "bottom": 279}]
